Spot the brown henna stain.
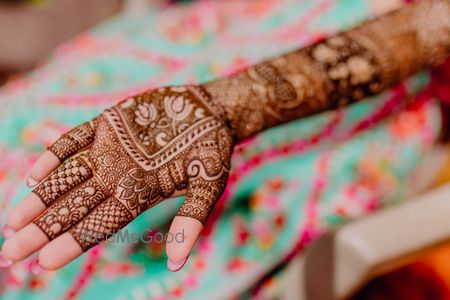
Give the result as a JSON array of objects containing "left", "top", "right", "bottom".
[{"left": 33, "top": 0, "right": 450, "bottom": 251}]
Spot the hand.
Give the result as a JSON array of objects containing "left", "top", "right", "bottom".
[{"left": 1, "top": 85, "right": 234, "bottom": 271}]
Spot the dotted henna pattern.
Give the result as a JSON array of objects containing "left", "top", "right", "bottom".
[{"left": 32, "top": 0, "right": 450, "bottom": 252}]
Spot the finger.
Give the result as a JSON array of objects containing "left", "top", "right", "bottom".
[
  {"left": 69, "top": 196, "right": 133, "bottom": 252},
  {"left": 166, "top": 216, "right": 202, "bottom": 272},
  {"left": 38, "top": 196, "right": 134, "bottom": 270},
  {"left": 32, "top": 152, "right": 94, "bottom": 207},
  {"left": 178, "top": 158, "right": 229, "bottom": 225},
  {"left": 6, "top": 192, "right": 46, "bottom": 231},
  {"left": 47, "top": 119, "right": 97, "bottom": 163},
  {"left": 27, "top": 120, "right": 96, "bottom": 186},
  {"left": 38, "top": 232, "right": 83, "bottom": 270},
  {"left": 1, "top": 224, "right": 48, "bottom": 262},
  {"left": 37, "top": 197, "right": 133, "bottom": 270},
  {"left": 166, "top": 171, "right": 228, "bottom": 272},
  {"left": 27, "top": 151, "right": 60, "bottom": 187},
  {"left": 2, "top": 176, "right": 106, "bottom": 262},
  {"left": 165, "top": 128, "right": 233, "bottom": 271},
  {"left": 6, "top": 153, "right": 95, "bottom": 232},
  {"left": 33, "top": 176, "right": 109, "bottom": 240}
]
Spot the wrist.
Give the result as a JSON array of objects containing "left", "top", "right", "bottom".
[
  {"left": 201, "top": 76, "right": 267, "bottom": 142},
  {"left": 202, "top": 0, "right": 450, "bottom": 142}
]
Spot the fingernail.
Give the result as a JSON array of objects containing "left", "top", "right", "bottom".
[
  {"left": 30, "top": 259, "right": 43, "bottom": 275},
  {"left": 26, "top": 175, "right": 38, "bottom": 188},
  {"left": 167, "top": 255, "right": 189, "bottom": 272},
  {"left": 0, "top": 253, "right": 12, "bottom": 268},
  {"left": 2, "top": 225, "right": 16, "bottom": 238}
]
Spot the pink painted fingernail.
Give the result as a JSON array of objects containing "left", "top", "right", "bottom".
[
  {"left": 30, "top": 259, "right": 43, "bottom": 275},
  {"left": 0, "top": 253, "right": 12, "bottom": 268},
  {"left": 2, "top": 225, "right": 16, "bottom": 238},
  {"left": 26, "top": 175, "right": 38, "bottom": 188},
  {"left": 167, "top": 255, "right": 189, "bottom": 272}
]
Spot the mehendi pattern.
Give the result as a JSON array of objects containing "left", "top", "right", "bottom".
[
  {"left": 34, "top": 177, "right": 108, "bottom": 240},
  {"left": 204, "top": 0, "right": 450, "bottom": 140},
  {"left": 31, "top": 0, "right": 450, "bottom": 252},
  {"left": 32, "top": 153, "right": 94, "bottom": 207},
  {"left": 48, "top": 120, "right": 96, "bottom": 162},
  {"left": 34, "top": 86, "right": 234, "bottom": 251},
  {"left": 69, "top": 197, "right": 134, "bottom": 251}
]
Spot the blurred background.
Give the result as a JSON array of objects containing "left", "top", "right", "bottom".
[
  {"left": 1, "top": 0, "right": 450, "bottom": 299},
  {"left": 0, "top": 0, "right": 120, "bottom": 84}
]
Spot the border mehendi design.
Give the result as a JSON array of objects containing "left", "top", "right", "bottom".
[{"left": 48, "top": 120, "right": 96, "bottom": 162}]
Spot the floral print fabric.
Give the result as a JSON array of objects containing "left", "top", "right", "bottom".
[{"left": 0, "top": 0, "right": 443, "bottom": 299}]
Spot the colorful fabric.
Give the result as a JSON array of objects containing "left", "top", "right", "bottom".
[{"left": 0, "top": 0, "right": 443, "bottom": 299}]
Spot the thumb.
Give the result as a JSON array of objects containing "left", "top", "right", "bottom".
[{"left": 165, "top": 170, "right": 227, "bottom": 272}]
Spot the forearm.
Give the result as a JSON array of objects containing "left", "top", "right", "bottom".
[{"left": 203, "top": 0, "right": 450, "bottom": 141}]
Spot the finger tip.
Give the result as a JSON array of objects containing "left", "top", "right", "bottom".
[
  {"left": 167, "top": 254, "right": 189, "bottom": 272},
  {"left": 166, "top": 247, "right": 189, "bottom": 267},
  {"left": 26, "top": 175, "right": 39, "bottom": 188},
  {"left": 6, "top": 193, "right": 46, "bottom": 231},
  {"left": 38, "top": 248, "right": 64, "bottom": 270},
  {"left": 1, "top": 238, "right": 22, "bottom": 262},
  {"left": 30, "top": 259, "right": 44, "bottom": 275},
  {"left": 29, "top": 151, "right": 60, "bottom": 183},
  {"left": 2, "top": 224, "right": 49, "bottom": 262},
  {"left": 6, "top": 210, "right": 25, "bottom": 231},
  {"left": 166, "top": 216, "right": 203, "bottom": 266},
  {"left": 1, "top": 225, "right": 16, "bottom": 239},
  {"left": 0, "top": 253, "right": 12, "bottom": 268}
]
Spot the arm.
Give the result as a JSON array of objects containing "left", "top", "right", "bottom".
[
  {"left": 204, "top": 0, "right": 450, "bottom": 141},
  {"left": 1, "top": 0, "right": 449, "bottom": 271}
]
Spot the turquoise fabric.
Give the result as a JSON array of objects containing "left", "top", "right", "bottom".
[{"left": 0, "top": 1, "right": 442, "bottom": 299}]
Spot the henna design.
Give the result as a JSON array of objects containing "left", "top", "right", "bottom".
[
  {"left": 48, "top": 120, "right": 96, "bottom": 162},
  {"left": 34, "top": 177, "right": 108, "bottom": 240},
  {"left": 204, "top": 0, "right": 450, "bottom": 140},
  {"left": 32, "top": 153, "right": 94, "bottom": 207},
  {"left": 177, "top": 128, "right": 231, "bottom": 224},
  {"left": 34, "top": 86, "right": 233, "bottom": 251},
  {"left": 32, "top": 0, "right": 449, "bottom": 252},
  {"left": 69, "top": 197, "right": 134, "bottom": 251}
]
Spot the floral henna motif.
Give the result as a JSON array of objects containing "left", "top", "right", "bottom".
[
  {"left": 32, "top": 153, "right": 94, "bottom": 207},
  {"left": 34, "top": 86, "right": 233, "bottom": 250}
]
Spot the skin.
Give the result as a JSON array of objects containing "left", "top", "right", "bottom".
[
  {"left": 4, "top": 148, "right": 201, "bottom": 270},
  {"left": 2, "top": 0, "right": 449, "bottom": 272}
]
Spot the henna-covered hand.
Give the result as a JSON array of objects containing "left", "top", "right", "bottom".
[
  {"left": 2, "top": 86, "right": 233, "bottom": 270},
  {"left": 2, "top": 0, "right": 450, "bottom": 271}
]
